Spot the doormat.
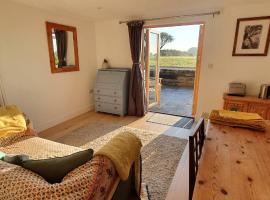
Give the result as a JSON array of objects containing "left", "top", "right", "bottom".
[{"left": 147, "top": 113, "right": 194, "bottom": 129}]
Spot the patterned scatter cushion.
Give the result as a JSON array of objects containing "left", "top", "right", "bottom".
[{"left": 22, "top": 148, "right": 93, "bottom": 184}]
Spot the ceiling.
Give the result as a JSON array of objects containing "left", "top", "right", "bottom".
[{"left": 10, "top": 0, "right": 269, "bottom": 21}]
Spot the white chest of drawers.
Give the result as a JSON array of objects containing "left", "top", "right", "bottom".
[{"left": 94, "top": 68, "right": 130, "bottom": 116}]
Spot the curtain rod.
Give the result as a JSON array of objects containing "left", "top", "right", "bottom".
[{"left": 119, "top": 10, "right": 221, "bottom": 24}]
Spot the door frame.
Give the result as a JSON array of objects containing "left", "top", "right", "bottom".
[
  {"left": 143, "top": 29, "right": 161, "bottom": 108},
  {"left": 192, "top": 24, "right": 205, "bottom": 116},
  {"left": 143, "top": 22, "right": 205, "bottom": 116}
]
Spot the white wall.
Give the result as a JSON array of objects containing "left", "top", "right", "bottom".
[
  {"left": 0, "top": 1, "right": 97, "bottom": 131},
  {"left": 197, "top": 3, "right": 270, "bottom": 117},
  {"left": 95, "top": 20, "right": 132, "bottom": 68},
  {"left": 95, "top": 2, "right": 270, "bottom": 117}
]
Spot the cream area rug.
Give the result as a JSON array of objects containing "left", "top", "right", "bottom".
[{"left": 52, "top": 121, "right": 188, "bottom": 200}]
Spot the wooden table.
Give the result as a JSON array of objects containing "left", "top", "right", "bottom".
[{"left": 193, "top": 121, "right": 270, "bottom": 200}]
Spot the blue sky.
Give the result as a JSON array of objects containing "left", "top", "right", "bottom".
[{"left": 153, "top": 25, "right": 200, "bottom": 51}]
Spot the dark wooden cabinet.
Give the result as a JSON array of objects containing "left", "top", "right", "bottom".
[
  {"left": 247, "top": 103, "right": 268, "bottom": 119},
  {"left": 223, "top": 94, "right": 270, "bottom": 120},
  {"left": 267, "top": 110, "right": 270, "bottom": 120},
  {"left": 225, "top": 101, "right": 248, "bottom": 112}
]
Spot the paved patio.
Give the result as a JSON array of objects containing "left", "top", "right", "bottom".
[{"left": 149, "top": 85, "right": 193, "bottom": 116}]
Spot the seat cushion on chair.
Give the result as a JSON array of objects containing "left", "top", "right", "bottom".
[{"left": 21, "top": 148, "right": 93, "bottom": 184}]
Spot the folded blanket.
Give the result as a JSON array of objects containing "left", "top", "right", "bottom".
[
  {"left": 218, "top": 110, "right": 263, "bottom": 121},
  {"left": 0, "top": 105, "right": 27, "bottom": 139},
  {"left": 95, "top": 132, "right": 142, "bottom": 196},
  {"left": 210, "top": 110, "right": 266, "bottom": 132}
]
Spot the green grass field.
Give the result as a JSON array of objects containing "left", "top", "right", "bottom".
[{"left": 150, "top": 56, "right": 196, "bottom": 68}]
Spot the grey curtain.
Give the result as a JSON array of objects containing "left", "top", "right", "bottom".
[
  {"left": 127, "top": 21, "right": 147, "bottom": 117},
  {"left": 55, "top": 30, "right": 67, "bottom": 67}
]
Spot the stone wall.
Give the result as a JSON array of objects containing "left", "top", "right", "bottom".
[{"left": 150, "top": 67, "right": 195, "bottom": 87}]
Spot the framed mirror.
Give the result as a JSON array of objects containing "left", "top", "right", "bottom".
[{"left": 46, "top": 22, "right": 79, "bottom": 73}]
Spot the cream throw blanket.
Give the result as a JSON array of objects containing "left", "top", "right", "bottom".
[{"left": 95, "top": 131, "right": 142, "bottom": 195}]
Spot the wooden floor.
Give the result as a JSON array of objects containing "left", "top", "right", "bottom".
[{"left": 39, "top": 111, "right": 192, "bottom": 200}]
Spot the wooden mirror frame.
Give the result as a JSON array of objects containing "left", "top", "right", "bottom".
[{"left": 46, "top": 21, "right": 79, "bottom": 73}]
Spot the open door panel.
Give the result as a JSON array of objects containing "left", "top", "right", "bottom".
[{"left": 143, "top": 29, "right": 161, "bottom": 108}]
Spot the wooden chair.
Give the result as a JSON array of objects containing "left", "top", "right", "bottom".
[{"left": 189, "top": 118, "right": 205, "bottom": 200}]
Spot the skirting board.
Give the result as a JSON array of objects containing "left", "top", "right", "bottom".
[{"left": 36, "top": 103, "right": 94, "bottom": 132}]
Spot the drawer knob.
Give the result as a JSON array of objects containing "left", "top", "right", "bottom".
[
  {"left": 98, "top": 104, "right": 101, "bottom": 107},
  {"left": 114, "top": 106, "right": 117, "bottom": 109},
  {"left": 97, "top": 97, "right": 100, "bottom": 100},
  {"left": 114, "top": 91, "right": 117, "bottom": 94},
  {"left": 114, "top": 99, "right": 117, "bottom": 102},
  {"left": 97, "top": 90, "right": 100, "bottom": 93}
]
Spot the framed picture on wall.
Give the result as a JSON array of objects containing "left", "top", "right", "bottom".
[{"left": 232, "top": 16, "right": 270, "bottom": 56}]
